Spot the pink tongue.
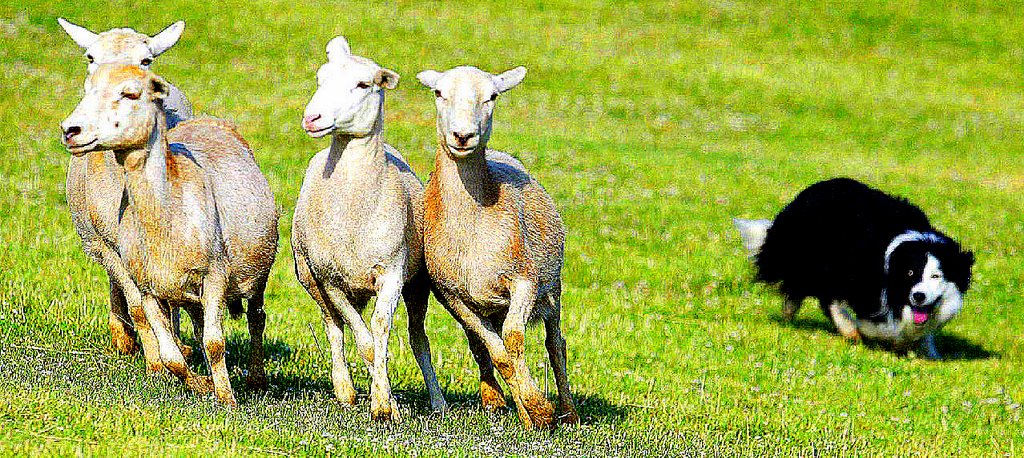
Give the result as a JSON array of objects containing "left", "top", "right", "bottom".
[{"left": 913, "top": 311, "right": 929, "bottom": 324}]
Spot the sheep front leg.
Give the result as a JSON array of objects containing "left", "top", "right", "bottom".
[
  {"left": 202, "top": 274, "right": 235, "bottom": 406},
  {"left": 96, "top": 244, "right": 162, "bottom": 371},
  {"left": 502, "top": 279, "right": 555, "bottom": 429},
  {"left": 368, "top": 271, "right": 403, "bottom": 422},
  {"left": 295, "top": 250, "right": 356, "bottom": 404},
  {"left": 140, "top": 295, "right": 212, "bottom": 393}
]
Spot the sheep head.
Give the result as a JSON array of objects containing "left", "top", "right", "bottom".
[
  {"left": 57, "top": 18, "right": 185, "bottom": 73},
  {"left": 302, "top": 35, "right": 399, "bottom": 138},
  {"left": 61, "top": 64, "right": 169, "bottom": 156},
  {"left": 417, "top": 65, "right": 525, "bottom": 159}
]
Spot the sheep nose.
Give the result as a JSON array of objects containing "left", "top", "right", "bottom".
[
  {"left": 62, "top": 125, "right": 82, "bottom": 144},
  {"left": 912, "top": 292, "right": 926, "bottom": 304},
  {"left": 302, "top": 114, "right": 321, "bottom": 130},
  {"left": 452, "top": 131, "right": 475, "bottom": 146}
]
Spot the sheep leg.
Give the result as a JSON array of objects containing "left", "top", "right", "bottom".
[
  {"left": 295, "top": 252, "right": 356, "bottom": 405},
  {"left": 367, "top": 271, "right": 403, "bottom": 422},
  {"left": 141, "top": 295, "right": 212, "bottom": 394},
  {"left": 245, "top": 282, "right": 268, "bottom": 390},
  {"left": 435, "top": 289, "right": 506, "bottom": 410},
  {"left": 442, "top": 282, "right": 554, "bottom": 429},
  {"left": 95, "top": 244, "right": 162, "bottom": 372},
  {"left": 107, "top": 277, "right": 139, "bottom": 355},
  {"left": 403, "top": 273, "right": 448, "bottom": 412},
  {"left": 542, "top": 286, "right": 579, "bottom": 425},
  {"left": 501, "top": 279, "right": 555, "bottom": 429},
  {"left": 201, "top": 274, "right": 235, "bottom": 406},
  {"left": 167, "top": 302, "right": 192, "bottom": 360}
]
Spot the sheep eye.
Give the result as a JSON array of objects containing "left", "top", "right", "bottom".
[
  {"left": 86, "top": 54, "right": 94, "bottom": 63},
  {"left": 356, "top": 81, "right": 371, "bottom": 89},
  {"left": 122, "top": 91, "right": 141, "bottom": 100},
  {"left": 434, "top": 89, "right": 443, "bottom": 99},
  {"left": 488, "top": 93, "right": 498, "bottom": 102},
  {"left": 140, "top": 58, "right": 153, "bottom": 66}
]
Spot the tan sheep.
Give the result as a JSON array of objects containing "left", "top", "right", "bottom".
[
  {"left": 417, "top": 65, "right": 579, "bottom": 429},
  {"left": 60, "top": 65, "right": 278, "bottom": 405}
]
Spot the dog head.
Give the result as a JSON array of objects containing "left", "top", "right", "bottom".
[{"left": 884, "top": 232, "right": 974, "bottom": 330}]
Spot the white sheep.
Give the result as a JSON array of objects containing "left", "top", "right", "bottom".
[{"left": 292, "top": 36, "right": 447, "bottom": 421}]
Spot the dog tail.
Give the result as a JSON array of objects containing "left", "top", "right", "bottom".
[{"left": 733, "top": 218, "right": 772, "bottom": 257}]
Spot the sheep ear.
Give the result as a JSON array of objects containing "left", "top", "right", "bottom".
[
  {"left": 57, "top": 17, "right": 99, "bottom": 49},
  {"left": 326, "top": 36, "right": 351, "bottom": 61},
  {"left": 375, "top": 68, "right": 399, "bottom": 90},
  {"left": 150, "top": 75, "right": 170, "bottom": 101},
  {"left": 149, "top": 21, "right": 185, "bottom": 57},
  {"left": 416, "top": 70, "right": 442, "bottom": 89},
  {"left": 493, "top": 66, "right": 526, "bottom": 93}
]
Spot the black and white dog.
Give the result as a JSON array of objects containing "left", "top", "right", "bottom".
[{"left": 735, "top": 178, "right": 974, "bottom": 358}]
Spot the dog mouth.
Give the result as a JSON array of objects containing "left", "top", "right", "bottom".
[{"left": 909, "top": 306, "right": 932, "bottom": 325}]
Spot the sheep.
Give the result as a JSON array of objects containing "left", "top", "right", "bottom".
[
  {"left": 292, "top": 36, "right": 446, "bottom": 421},
  {"left": 58, "top": 17, "right": 193, "bottom": 363},
  {"left": 416, "top": 65, "right": 579, "bottom": 429},
  {"left": 58, "top": 18, "right": 192, "bottom": 128},
  {"left": 60, "top": 64, "right": 279, "bottom": 405}
]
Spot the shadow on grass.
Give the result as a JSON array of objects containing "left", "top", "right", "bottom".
[
  {"left": 399, "top": 386, "right": 631, "bottom": 425},
  {"left": 770, "top": 316, "right": 996, "bottom": 361}
]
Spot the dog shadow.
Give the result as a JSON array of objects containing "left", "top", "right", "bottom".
[{"left": 770, "top": 316, "right": 996, "bottom": 361}]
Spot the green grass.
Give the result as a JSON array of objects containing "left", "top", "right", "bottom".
[{"left": 1, "top": 0, "right": 1022, "bottom": 455}]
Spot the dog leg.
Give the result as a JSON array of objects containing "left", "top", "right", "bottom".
[
  {"left": 782, "top": 296, "right": 803, "bottom": 322},
  {"left": 828, "top": 301, "right": 861, "bottom": 342},
  {"left": 920, "top": 334, "right": 941, "bottom": 360}
]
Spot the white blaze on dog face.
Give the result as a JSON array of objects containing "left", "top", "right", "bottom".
[
  {"left": 60, "top": 65, "right": 169, "bottom": 156},
  {"left": 301, "top": 36, "right": 398, "bottom": 138},
  {"left": 911, "top": 255, "right": 946, "bottom": 308},
  {"left": 417, "top": 65, "right": 526, "bottom": 158},
  {"left": 58, "top": 18, "right": 185, "bottom": 72}
]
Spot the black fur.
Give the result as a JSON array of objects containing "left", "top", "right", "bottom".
[{"left": 755, "top": 178, "right": 974, "bottom": 322}]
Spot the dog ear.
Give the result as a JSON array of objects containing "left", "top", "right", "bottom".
[{"left": 952, "top": 249, "right": 975, "bottom": 292}]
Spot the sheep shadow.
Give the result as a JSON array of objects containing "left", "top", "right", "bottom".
[
  {"left": 769, "top": 316, "right": 996, "bottom": 361},
  {"left": 398, "top": 386, "right": 631, "bottom": 426}
]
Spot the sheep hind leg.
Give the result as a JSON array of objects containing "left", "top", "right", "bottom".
[
  {"left": 403, "top": 274, "right": 447, "bottom": 412},
  {"left": 107, "top": 277, "right": 139, "bottom": 355},
  {"left": 201, "top": 274, "right": 235, "bottom": 406},
  {"left": 245, "top": 283, "right": 268, "bottom": 390},
  {"left": 543, "top": 285, "right": 579, "bottom": 425},
  {"left": 141, "top": 296, "right": 213, "bottom": 394},
  {"left": 437, "top": 289, "right": 506, "bottom": 411}
]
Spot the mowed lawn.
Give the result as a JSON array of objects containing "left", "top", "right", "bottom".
[{"left": 1, "top": 0, "right": 1022, "bottom": 455}]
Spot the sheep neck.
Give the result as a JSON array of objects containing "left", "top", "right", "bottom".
[
  {"left": 321, "top": 108, "right": 387, "bottom": 185},
  {"left": 116, "top": 110, "right": 175, "bottom": 237},
  {"left": 435, "top": 142, "right": 499, "bottom": 210}
]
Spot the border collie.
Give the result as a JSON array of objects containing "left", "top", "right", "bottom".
[{"left": 735, "top": 178, "right": 974, "bottom": 358}]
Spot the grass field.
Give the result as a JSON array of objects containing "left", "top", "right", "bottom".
[{"left": 1, "top": 0, "right": 1022, "bottom": 455}]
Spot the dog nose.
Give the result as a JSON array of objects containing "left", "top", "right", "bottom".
[
  {"left": 302, "top": 114, "right": 321, "bottom": 130},
  {"left": 62, "top": 125, "right": 82, "bottom": 144},
  {"left": 912, "top": 292, "right": 926, "bottom": 304},
  {"left": 452, "top": 131, "right": 475, "bottom": 146}
]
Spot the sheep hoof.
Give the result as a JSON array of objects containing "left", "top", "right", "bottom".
[
  {"left": 246, "top": 372, "right": 269, "bottom": 390},
  {"left": 110, "top": 331, "right": 139, "bottom": 355},
  {"left": 480, "top": 381, "right": 507, "bottom": 410},
  {"left": 370, "top": 397, "right": 401, "bottom": 423},
  {"left": 558, "top": 408, "right": 580, "bottom": 425},
  {"left": 186, "top": 375, "right": 215, "bottom": 394}
]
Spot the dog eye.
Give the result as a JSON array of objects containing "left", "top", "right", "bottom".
[
  {"left": 907, "top": 270, "right": 914, "bottom": 277},
  {"left": 356, "top": 81, "right": 371, "bottom": 89},
  {"left": 930, "top": 273, "right": 941, "bottom": 279}
]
